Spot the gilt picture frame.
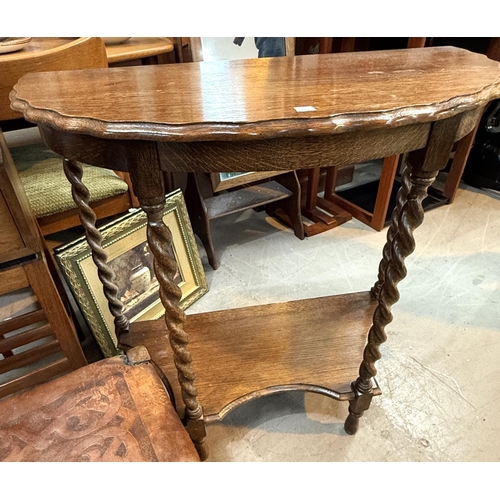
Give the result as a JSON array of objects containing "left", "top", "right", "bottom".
[{"left": 55, "top": 189, "right": 208, "bottom": 357}]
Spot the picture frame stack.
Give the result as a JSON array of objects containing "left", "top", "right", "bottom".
[{"left": 55, "top": 189, "right": 208, "bottom": 357}]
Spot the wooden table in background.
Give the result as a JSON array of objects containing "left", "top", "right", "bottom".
[
  {"left": 10, "top": 47, "right": 500, "bottom": 460},
  {"left": 104, "top": 37, "right": 174, "bottom": 65},
  {"left": 0, "top": 37, "right": 174, "bottom": 65}
]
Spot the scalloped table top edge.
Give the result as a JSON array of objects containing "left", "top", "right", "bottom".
[{"left": 10, "top": 46, "right": 500, "bottom": 142}]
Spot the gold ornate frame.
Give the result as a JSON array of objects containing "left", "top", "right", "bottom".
[{"left": 55, "top": 189, "right": 208, "bottom": 357}]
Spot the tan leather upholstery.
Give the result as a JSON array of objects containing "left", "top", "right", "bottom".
[{"left": 0, "top": 356, "right": 199, "bottom": 462}]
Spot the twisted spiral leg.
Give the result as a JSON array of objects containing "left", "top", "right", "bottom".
[
  {"left": 345, "top": 167, "right": 438, "bottom": 435},
  {"left": 63, "top": 159, "right": 129, "bottom": 347},
  {"left": 370, "top": 161, "right": 412, "bottom": 299},
  {"left": 142, "top": 201, "right": 208, "bottom": 460}
]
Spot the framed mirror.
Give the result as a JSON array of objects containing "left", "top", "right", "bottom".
[
  {"left": 189, "top": 37, "right": 294, "bottom": 62},
  {"left": 189, "top": 37, "right": 295, "bottom": 191}
]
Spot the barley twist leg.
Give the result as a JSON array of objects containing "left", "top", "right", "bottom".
[
  {"left": 63, "top": 158, "right": 129, "bottom": 346},
  {"left": 370, "top": 161, "right": 412, "bottom": 299},
  {"left": 345, "top": 167, "right": 438, "bottom": 435},
  {"left": 142, "top": 200, "right": 208, "bottom": 460}
]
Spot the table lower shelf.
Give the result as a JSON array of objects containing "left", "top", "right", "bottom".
[
  {"left": 127, "top": 291, "right": 379, "bottom": 421},
  {"left": 206, "top": 180, "right": 292, "bottom": 220}
]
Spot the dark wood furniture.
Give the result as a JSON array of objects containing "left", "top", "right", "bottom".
[
  {"left": 325, "top": 155, "right": 404, "bottom": 231},
  {"left": 189, "top": 37, "right": 353, "bottom": 238},
  {"left": 303, "top": 37, "right": 428, "bottom": 231},
  {"left": 0, "top": 130, "right": 87, "bottom": 399},
  {"left": 186, "top": 171, "right": 303, "bottom": 270},
  {"left": 298, "top": 37, "right": 500, "bottom": 231},
  {"left": 10, "top": 47, "right": 500, "bottom": 460},
  {"left": 292, "top": 37, "right": 356, "bottom": 237}
]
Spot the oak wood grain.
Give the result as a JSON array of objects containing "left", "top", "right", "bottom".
[
  {"left": 0, "top": 191, "right": 24, "bottom": 256},
  {"left": 0, "top": 266, "right": 30, "bottom": 296},
  {"left": 9, "top": 44, "right": 500, "bottom": 445},
  {"left": 156, "top": 122, "right": 431, "bottom": 173},
  {"left": 11, "top": 47, "right": 500, "bottom": 142},
  {"left": 0, "top": 131, "right": 41, "bottom": 256},
  {"left": 126, "top": 291, "right": 377, "bottom": 420}
]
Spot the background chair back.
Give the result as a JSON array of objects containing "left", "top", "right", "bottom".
[
  {"left": 0, "top": 37, "right": 107, "bottom": 123},
  {"left": 1, "top": 37, "right": 138, "bottom": 237}
]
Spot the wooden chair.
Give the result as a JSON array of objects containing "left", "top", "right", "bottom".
[
  {"left": 0, "top": 131, "right": 199, "bottom": 461},
  {"left": 312, "top": 37, "right": 486, "bottom": 230},
  {"left": 185, "top": 37, "right": 305, "bottom": 270},
  {"left": 0, "top": 348, "right": 199, "bottom": 461},
  {"left": 0, "top": 130, "right": 87, "bottom": 399},
  {"left": 0, "top": 37, "right": 139, "bottom": 237}
]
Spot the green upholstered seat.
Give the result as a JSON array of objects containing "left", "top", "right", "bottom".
[{"left": 10, "top": 143, "right": 129, "bottom": 218}]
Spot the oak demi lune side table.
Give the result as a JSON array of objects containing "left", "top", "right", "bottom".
[{"left": 10, "top": 47, "right": 500, "bottom": 460}]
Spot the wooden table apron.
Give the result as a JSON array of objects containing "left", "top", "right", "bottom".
[{"left": 10, "top": 47, "right": 500, "bottom": 456}]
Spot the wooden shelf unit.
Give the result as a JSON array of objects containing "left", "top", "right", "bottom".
[
  {"left": 186, "top": 171, "right": 304, "bottom": 270},
  {"left": 204, "top": 180, "right": 292, "bottom": 219}
]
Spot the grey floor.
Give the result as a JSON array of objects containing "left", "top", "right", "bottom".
[{"left": 185, "top": 173, "right": 500, "bottom": 462}]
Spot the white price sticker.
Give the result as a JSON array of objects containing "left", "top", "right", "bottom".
[{"left": 294, "top": 106, "right": 317, "bottom": 113}]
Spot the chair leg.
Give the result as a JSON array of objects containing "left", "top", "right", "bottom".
[
  {"left": 442, "top": 124, "right": 479, "bottom": 203},
  {"left": 370, "top": 155, "right": 400, "bottom": 231},
  {"left": 267, "top": 171, "right": 305, "bottom": 240},
  {"left": 185, "top": 173, "right": 219, "bottom": 270}
]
